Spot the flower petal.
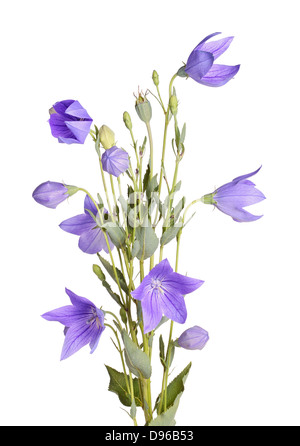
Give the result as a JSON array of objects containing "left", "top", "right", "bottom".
[
  {"left": 41, "top": 305, "right": 87, "bottom": 326},
  {"left": 60, "top": 319, "right": 98, "bottom": 360},
  {"left": 49, "top": 113, "right": 74, "bottom": 139},
  {"left": 199, "top": 64, "right": 240, "bottom": 87},
  {"left": 197, "top": 36, "right": 234, "bottom": 60},
  {"left": 65, "top": 100, "right": 92, "bottom": 120},
  {"left": 141, "top": 289, "right": 163, "bottom": 333},
  {"left": 78, "top": 227, "right": 107, "bottom": 254},
  {"left": 185, "top": 50, "right": 214, "bottom": 82},
  {"left": 216, "top": 203, "right": 263, "bottom": 222},
  {"left": 164, "top": 272, "right": 204, "bottom": 295},
  {"left": 65, "top": 120, "right": 92, "bottom": 144},
  {"left": 65, "top": 288, "right": 96, "bottom": 310},
  {"left": 192, "top": 32, "right": 222, "bottom": 50},
  {"left": 59, "top": 213, "right": 95, "bottom": 235},
  {"left": 232, "top": 166, "right": 262, "bottom": 184},
  {"left": 159, "top": 289, "right": 187, "bottom": 324}
]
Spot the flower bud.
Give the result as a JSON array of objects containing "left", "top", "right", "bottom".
[
  {"left": 32, "top": 181, "right": 79, "bottom": 209},
  {"left": 123, "top": 111, "right": 132, "bottom": 131},
  {"left": 99, "top": 125, "right": 115, "bottom": 150},
  {"left": 177, "top": 326, "right": 209, "bottom": 350},
  {"left": 135, "top": 92, "right": 152, "bottom": 123},
  {"left": 169, "top": 95, "right": 178, "bottom": 116},
  {"left": 152, "top": 70, "right": 159, "bottom": 87}
]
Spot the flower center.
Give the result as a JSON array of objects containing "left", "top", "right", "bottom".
[
  {"left": 151, "top": 278, "right": 163, "bottom": 293},
  {"left": 87, "top": 307, "right": 102, "bottom": 329}
]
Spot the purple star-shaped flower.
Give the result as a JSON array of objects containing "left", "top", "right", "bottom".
[
  {"left": 202, "top": 166, "right": 266, "bottom": 222},
  {"left": 49, "top": 100, "right": 93, "bottom": 144},
  {"left": 179, "top": 32, "right": 240, "bottom": 87},
  {"left": 101, "top": 146, "right": 130, "bottom": 177},
  {"left": 42, "top": 288, "right": 105, "bottom": 360},
  {"left": 59, "top": 195, "right": 114, "bottom": 254},
  {"left": 131, "top": 259, "right": 204, "bottom": 333}
]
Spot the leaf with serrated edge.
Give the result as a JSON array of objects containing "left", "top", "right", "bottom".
[
  {"left": 105, "top": 365, "right": 142, "bottom": 407},
  {"left": 149, "top": 392, "right": 182, "bottom": 426}
]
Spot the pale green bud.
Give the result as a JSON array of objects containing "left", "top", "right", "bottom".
[
  {"left": 169, "top": 95, "right": 178, "bottom": 116},
  {"left": 152, "top": 70, "right": 159, "bottom": 87},
  {"left": 123, "top": 111, "right": 132, "bottom": 130},
  {"left": 135, "top": 93, "right": 152, "bottom": 123},
  {"left": 99, "top": 125, "right": 115, "bottom": 150}
]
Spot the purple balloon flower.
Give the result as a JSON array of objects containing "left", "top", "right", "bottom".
[
  {"left": 42, "top": 288, "right": 105, "bottom": 360},
  {"left": 101, "top": 146, "right": 130, "bottom": 177},
  {"left": 131, "top": 259, "right": 204, "bottom": 334},
  {"left": 49, "top": 100, "right": 93, "bottom": 144},
  {"left": 32, "top": 181, "right": 78, "bottom": 209},
  {"left": 202, "top": 166, "right": 266, "bottom": 222},
  {"left": 180, "top": 32, "right": 240, "bottom": 87},
  {"left": 177, "top": 326, "right": 209, "bottom": 350},
  {"left": 59, "top": 195, "right": 114, "bottom": 254}
]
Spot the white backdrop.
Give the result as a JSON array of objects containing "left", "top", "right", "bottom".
[{"left": 1, "top": 0, "right": 299, "bottom": 427}]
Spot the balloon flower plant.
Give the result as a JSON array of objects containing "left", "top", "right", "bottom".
[{"left": 33, "top": 32, "right": 265, "bottom": 426}]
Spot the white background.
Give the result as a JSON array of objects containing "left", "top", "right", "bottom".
[{"left": 1, "top": 0, "right": 299, "bottom": 427}]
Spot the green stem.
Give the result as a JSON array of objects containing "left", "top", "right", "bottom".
[{"left": 105, "top": 323, "right": 130, "bottom": 395}]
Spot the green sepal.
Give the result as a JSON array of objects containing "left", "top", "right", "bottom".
[
  {"left": 105, "top": 365, "right": 142, "bottom": 407},
  {"left": 97, "top": 253, "right": 129, "bottom": 295},
  {"left": 65, "top": 185, "right": 79, "bottom": 197},
  {"left": 122, "top": 330, "right": 152, "bottom": 379},
  {"left": 177, "top": 66, "right": 187, "bottom": 78}
]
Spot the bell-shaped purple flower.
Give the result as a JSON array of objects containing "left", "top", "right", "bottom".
[
  {"left": 59, "top": 195, "right": 114, "bottom": 254},
  {"left": 131, "top": 258, "right": 204, "bottom": 334},
  {"left": 42, "top": 288, "right": 105, "bottom": 360},
  {"left": 101, "top": 146, "right": 130, "bottom": 177},
  {"left": 202, "top": 166, "right": 265, "bottom": 222},
  {"left": 32, "top": 181, "right": 78, "bottom": 209},
  {"left": 179, "top": 32, "right": 240, "bottom": 87},
  {"left": 177, "top": 326, "right": 209, "bottom": 350},
  {"left": 49, "top": 100, "right": 93, "bottom": 144}
]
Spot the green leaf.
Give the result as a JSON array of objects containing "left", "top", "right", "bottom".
[
  {"left": 105, "top": 366, "right": 142, "bottom": 407},
  {"left": 146, "top": 174, "right": 158, "bottom": 200},
  {"left": 92, "top": 264, "right": 122, "bottom": 307},
  {"left": 135, "top": 221, "right": 159, "bottom": 260},
  {"left": 101, "top": 222, "right": 126, "bottom": 249},
  {"left": 122, "top": 330, "right": 152, "bottom": 379},
  {"left": 155, "top": 362, "right": 192, "bottom": 412},
  {"left": 149, "top": 393, "right": 182, "bottom": 426},
  {"left": 142, "top": 162, "right": 150, "bottom": 192},
  {"left": 173, "top": 197, "right": 186, "bottom": 223},
  {"left": 160, "top": 224, "right": 182, "bottom": 247},
  {"left": 159, "top": 335, "right": 166, "bottom": 368},
  {"left": 97, "top": 254, "right": 129, "bottom": 295}
]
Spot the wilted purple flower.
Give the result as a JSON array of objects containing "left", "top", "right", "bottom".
[
  {"left": 59, "top": 194, "right": 114, "bottom": 254},
  {"left": 49, "top": 100, "right": 93, "bottom": 144},
  {"left": 179, "top": 32, "right": 240, "bottom": 87},
  {"left": 131, "top": 258, "right": 204, "bottom": 333},
  {"left": 32, "top": 181, "right": 78, "bottom": 209},
  {"left": 101, "top": 146, "right": 130, "bottom": 177},
  {"left": 42, "top": 288, "right": 105, "bottom": 360},
  {"left": 177, "top": 326, "right": 209, "bottom": 350},
  {"left": 202, "top": 166, "right": 265, "bottom": 222}
]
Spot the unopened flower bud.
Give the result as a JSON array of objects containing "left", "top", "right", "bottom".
[
  {"left": 123, "top": 111, "right": 132, "bottom": 130},
  {"left": 169, "top": 95, "right": 178, "bottom": 116},
  {"left": 152, "top": 70, "right": 159, "bottom": 87},
  {"left": 135, "top": 92, "right": 152, "bottom": 123},
  {"left": 99, "top": 125, "right": 115, "bottom": 150}
]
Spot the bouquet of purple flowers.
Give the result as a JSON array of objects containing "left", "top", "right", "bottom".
[{"left": 32, "top": 32, "right": 265, "bottom": 426}]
